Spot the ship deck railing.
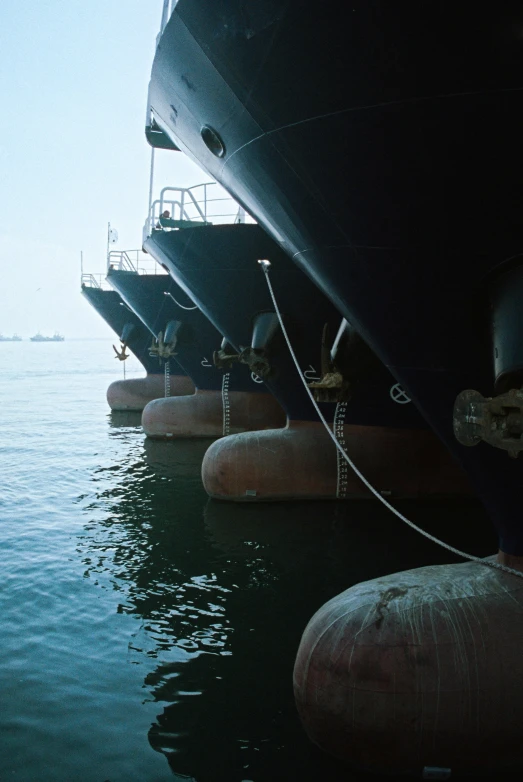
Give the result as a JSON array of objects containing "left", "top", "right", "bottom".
[
  {"left": 107, "top": 250, "right": 168, "bottom": 276},
  {"left": 81, "top": 273, "right": 112, "bottom": 290},
  {"left": 142, "top": 183, "right": 254, "bottom": 244}
]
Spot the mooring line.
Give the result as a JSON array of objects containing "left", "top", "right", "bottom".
[
  {"left": 164, "top": 290, "right": 199, "bottom": 311},
  {"left": 258, "top": 259, "right": 523, "bottom": 580}
]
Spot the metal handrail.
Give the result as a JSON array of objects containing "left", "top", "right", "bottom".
[
  {"left": 142, "top": 182, "right": 255, "bottom": 243},
  {"left": 81, "top": 273, "right": 111, "bottom": 290},
  {"left": 107, "top": 250, "right": 168, "bottom": 276}
]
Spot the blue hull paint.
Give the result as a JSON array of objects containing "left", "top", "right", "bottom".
[
  {"left": 81, "top": 285, "right": 163, "bottom": 376},
  {"left": 106, "top": 268, "right": 263, "bottom": 394},
  {"left": 147, "top": 0, "right": 523, "bottom": 552},
  {"left": 145, "top": 223, "right": 425, "bottom": 428}
]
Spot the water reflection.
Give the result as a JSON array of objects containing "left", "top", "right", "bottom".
[
  {"left": 143, "top": 437, "right": 216, "bottom": 478},
  {"left": 108, "top": 410, "right": 143, "bottom": 429},
  {"left": 79, "top": 419, "right": 496, "bottom": 781}
]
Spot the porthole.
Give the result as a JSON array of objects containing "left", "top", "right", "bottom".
[{"left": 201, "top": 125, "right": 226, "bottom": 158}]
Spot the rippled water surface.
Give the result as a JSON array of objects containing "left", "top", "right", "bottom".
[{"left": 0, "top": 340, "right": 498, "bottom": 781}]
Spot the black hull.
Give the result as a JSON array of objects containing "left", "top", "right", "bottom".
[
  {"left": 145, "top": 223, "right": 425, "bottom": 428},
  {"left": 81, "top": 285, "right": 162, "bottom": 376},
  {"left": 107, "top": 268, "right": 261, "bottom": 394},
  {"left": 148, "top": 1, "right": 523, "bottom": 552}
]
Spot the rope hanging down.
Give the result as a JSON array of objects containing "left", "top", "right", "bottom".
[
  {"left": 164, "top": 291, "right": 199, "bottom": 311},
  {"left": 258, "top": 259, "right": 523, "bottom": 580}
]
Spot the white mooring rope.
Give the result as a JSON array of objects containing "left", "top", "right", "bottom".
[
  {"left": 258, "top": 259, "right": 523, "bottom": 580},
  {"left": 164, "top": 291, "right": 199, "bottom": 311}
]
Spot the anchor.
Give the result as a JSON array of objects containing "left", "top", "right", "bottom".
[
  {"left": 113, "top": 322, "right": 134, "bottom": 364},
  {"left": 213, "top": 339, "right": 240, "bottom": 370},
  {"left": 213, "top": 313, "right": 279, "bottom": 379},
  {"left": 113, "top": 341, "right": 129, "bottom": 361},
  {"left": 214, "top": 344, "right": 273, "bottom": 379},
  {"left": 237, "top": 346, "right": 272, "bottom": 378},
  {"left": 149, "top": 320, "right": 182, "bottom": 362},
  {"left": 308, "top": 322, "right": 351, "bottom": 403},
  {"left": 150, "top": 331, "right": 178, "bottom": 360},
  {"left": 236, "top": 312, "right": 280, "bottom": 378}
]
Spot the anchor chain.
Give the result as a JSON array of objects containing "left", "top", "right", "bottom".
[
  {"left": 164, "top": 360, "right": 171, "bottom": 398},
  {"left": 334, "top": 402, "right": 348, "bottom": 498},
  {"left": 222, "top": 372, "right": 231, "bottom": 436}
]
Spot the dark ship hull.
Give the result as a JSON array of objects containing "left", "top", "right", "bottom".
[
  {"left": 147, "top": 1, "right": 523, "bottom": 554},
  {"left": 82, "top": 282, "right": 195, "bottom": 410},
  {"left": 106, "top": 267, "right": 269, "bottom": 395},
  {"left": 81, "top": 284, "right": 164, "bottom": 375},
  {"left": 144, "top": 222, "right": 425, "bottom": 429},
  {"left": 144, "top": 222, "right": 473, "bottom": 498},
  {"left": 146, "top": 4, "right": 523, "bottom": 774}
]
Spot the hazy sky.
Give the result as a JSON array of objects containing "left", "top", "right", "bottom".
[{"left": 0, "top": 0, "right": 206, "bottom": 338}]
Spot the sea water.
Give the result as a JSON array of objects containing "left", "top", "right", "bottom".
[{"left": 0, "top": 339, "right": 497, "bottom": 781}]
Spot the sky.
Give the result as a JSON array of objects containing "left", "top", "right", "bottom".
[{"left": 0, "top": 0, "right": 207, "bottom": 338}]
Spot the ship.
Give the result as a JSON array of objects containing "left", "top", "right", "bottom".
[
  {"left": 144, "top": 0, "right": 523, "bottom": 774},
  {"left": 30, "top": 332, "right": 64, "bottom": 342},
  {"left": 141, "top": 183, "right": 468, "bottom": 501},
  {"left": 106, "top": 249, "right": 284, "bottom": 437},
  {"left": 0, "top": 334, "right": 22, "bottom": 342},
  {"left": 81, "top": 274, "right": 193, "bottom": 410},
  {"left": 146, "top": 0, "right": 523, "bottom": 540}
]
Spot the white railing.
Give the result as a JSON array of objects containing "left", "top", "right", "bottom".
[
  {"left": 142, "top": 182, "right": 254, "bottom": 244},
  {"left": 81, "top": 273, "right": 112, "bottom": 290},
  {"left": 107, "top": 250, "right": 168, "bottom": 276}
]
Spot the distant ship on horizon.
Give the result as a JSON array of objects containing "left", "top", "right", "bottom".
[
  {"left": 0, "top": 333, "right": 23, "bottom": 342},
  {"left": 30, "top": 332, "right": 65, "bottom": 342}
]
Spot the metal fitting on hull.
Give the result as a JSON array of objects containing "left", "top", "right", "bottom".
[
  {"left": 213, "top": 347, "right": 239, "bottom": 370},
  {"left": 150, "top": 331, "right": 177, "bottom": 360},
  {"left": 308, "top": 371, "right": 348, "bottom": 403},
  {"left": 149, "top": 320, "right": 182, "bottom": 361},
  {"left": 212, "top": 346, "right": 273, "bottom": 378},
  {"left": 454, "top": 387, "right": 523, "bottom": 458},
  {"left": 237, "top": 346, "right": 272, "bottom": 379}
]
